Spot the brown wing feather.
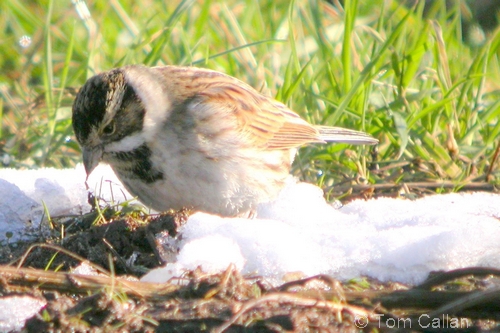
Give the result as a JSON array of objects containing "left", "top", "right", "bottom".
[
  {"left": 163, "top": 66, "right": 324, "bottom": 149},
  {"left": 153, "top": 65, "right": 375, "bottom": 149},
  {"left": 208, "top": 88, "right": 323, "bottom": 149}
]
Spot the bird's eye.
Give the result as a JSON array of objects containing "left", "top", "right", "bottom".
[{"left": 103, "top": 122, "right": 115, "bottom": 135}]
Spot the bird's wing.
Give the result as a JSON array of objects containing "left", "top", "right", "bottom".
[
  {"left": 154, "top": 66, "right": 376, "bottom": 149},
  {"left": 197, "top": 84, "right": 379, "bottom": 149},
  {"left": 196, "top": 83, "right": 324, "bottom": 150}
]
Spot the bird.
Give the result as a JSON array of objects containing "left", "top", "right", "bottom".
[{"left": 72, "top": 64, "right": 378, "bottom": 217}]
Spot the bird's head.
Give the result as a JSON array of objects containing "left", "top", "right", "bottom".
[{"left": 72, "top": 65, "right": 168, "bottom": 177}]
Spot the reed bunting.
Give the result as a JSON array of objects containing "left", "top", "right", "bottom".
[{"left": 72, "top": 65, "right": 377, "bottom": 217}]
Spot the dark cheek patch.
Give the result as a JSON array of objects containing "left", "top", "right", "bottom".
[{"left": 113, "top": 84, "right": 146, "bottom": 141}]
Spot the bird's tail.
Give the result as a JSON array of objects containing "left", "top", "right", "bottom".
[{"left": 315, "top": 126, "right": 378, "bottom": 145}]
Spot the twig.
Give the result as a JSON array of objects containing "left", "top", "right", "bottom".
[
  {"left": 428, "top": 285, "right": 500, "bottom": 319},
  {"left": 0, "top": 265, "right": 179, "bottom": 299},
  {"left": 416, "top": 267, "right": 500, "bottom": 290},
  {"left": 486, "top": 139, "right": 500, "bottom": 182},
  {"left": 212, "top": 292, "right": 372, "bottom": 333},
  {"left": 333, "top": 181, "right": 497, "bottom": 192}
]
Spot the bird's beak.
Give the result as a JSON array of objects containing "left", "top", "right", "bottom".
[{"left": 82, "top": 146, "right": 103, "bottom": 179}]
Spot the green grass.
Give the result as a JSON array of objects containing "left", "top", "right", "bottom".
[{"left": 0, "top": 0, "right": 499, "bottom": 197}]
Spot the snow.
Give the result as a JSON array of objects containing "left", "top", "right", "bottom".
[
  {"left": 143, "top": 180, "right": 500, "bottom": 285},
  {"left": 0, "top": 164, "right": 134, "bottom": 241},
  {"left": 0, "top": 296, "right": 46, "bottom": 332},
  {"left": 1, "top": 164, "right": 499, "bottom": 286}
]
